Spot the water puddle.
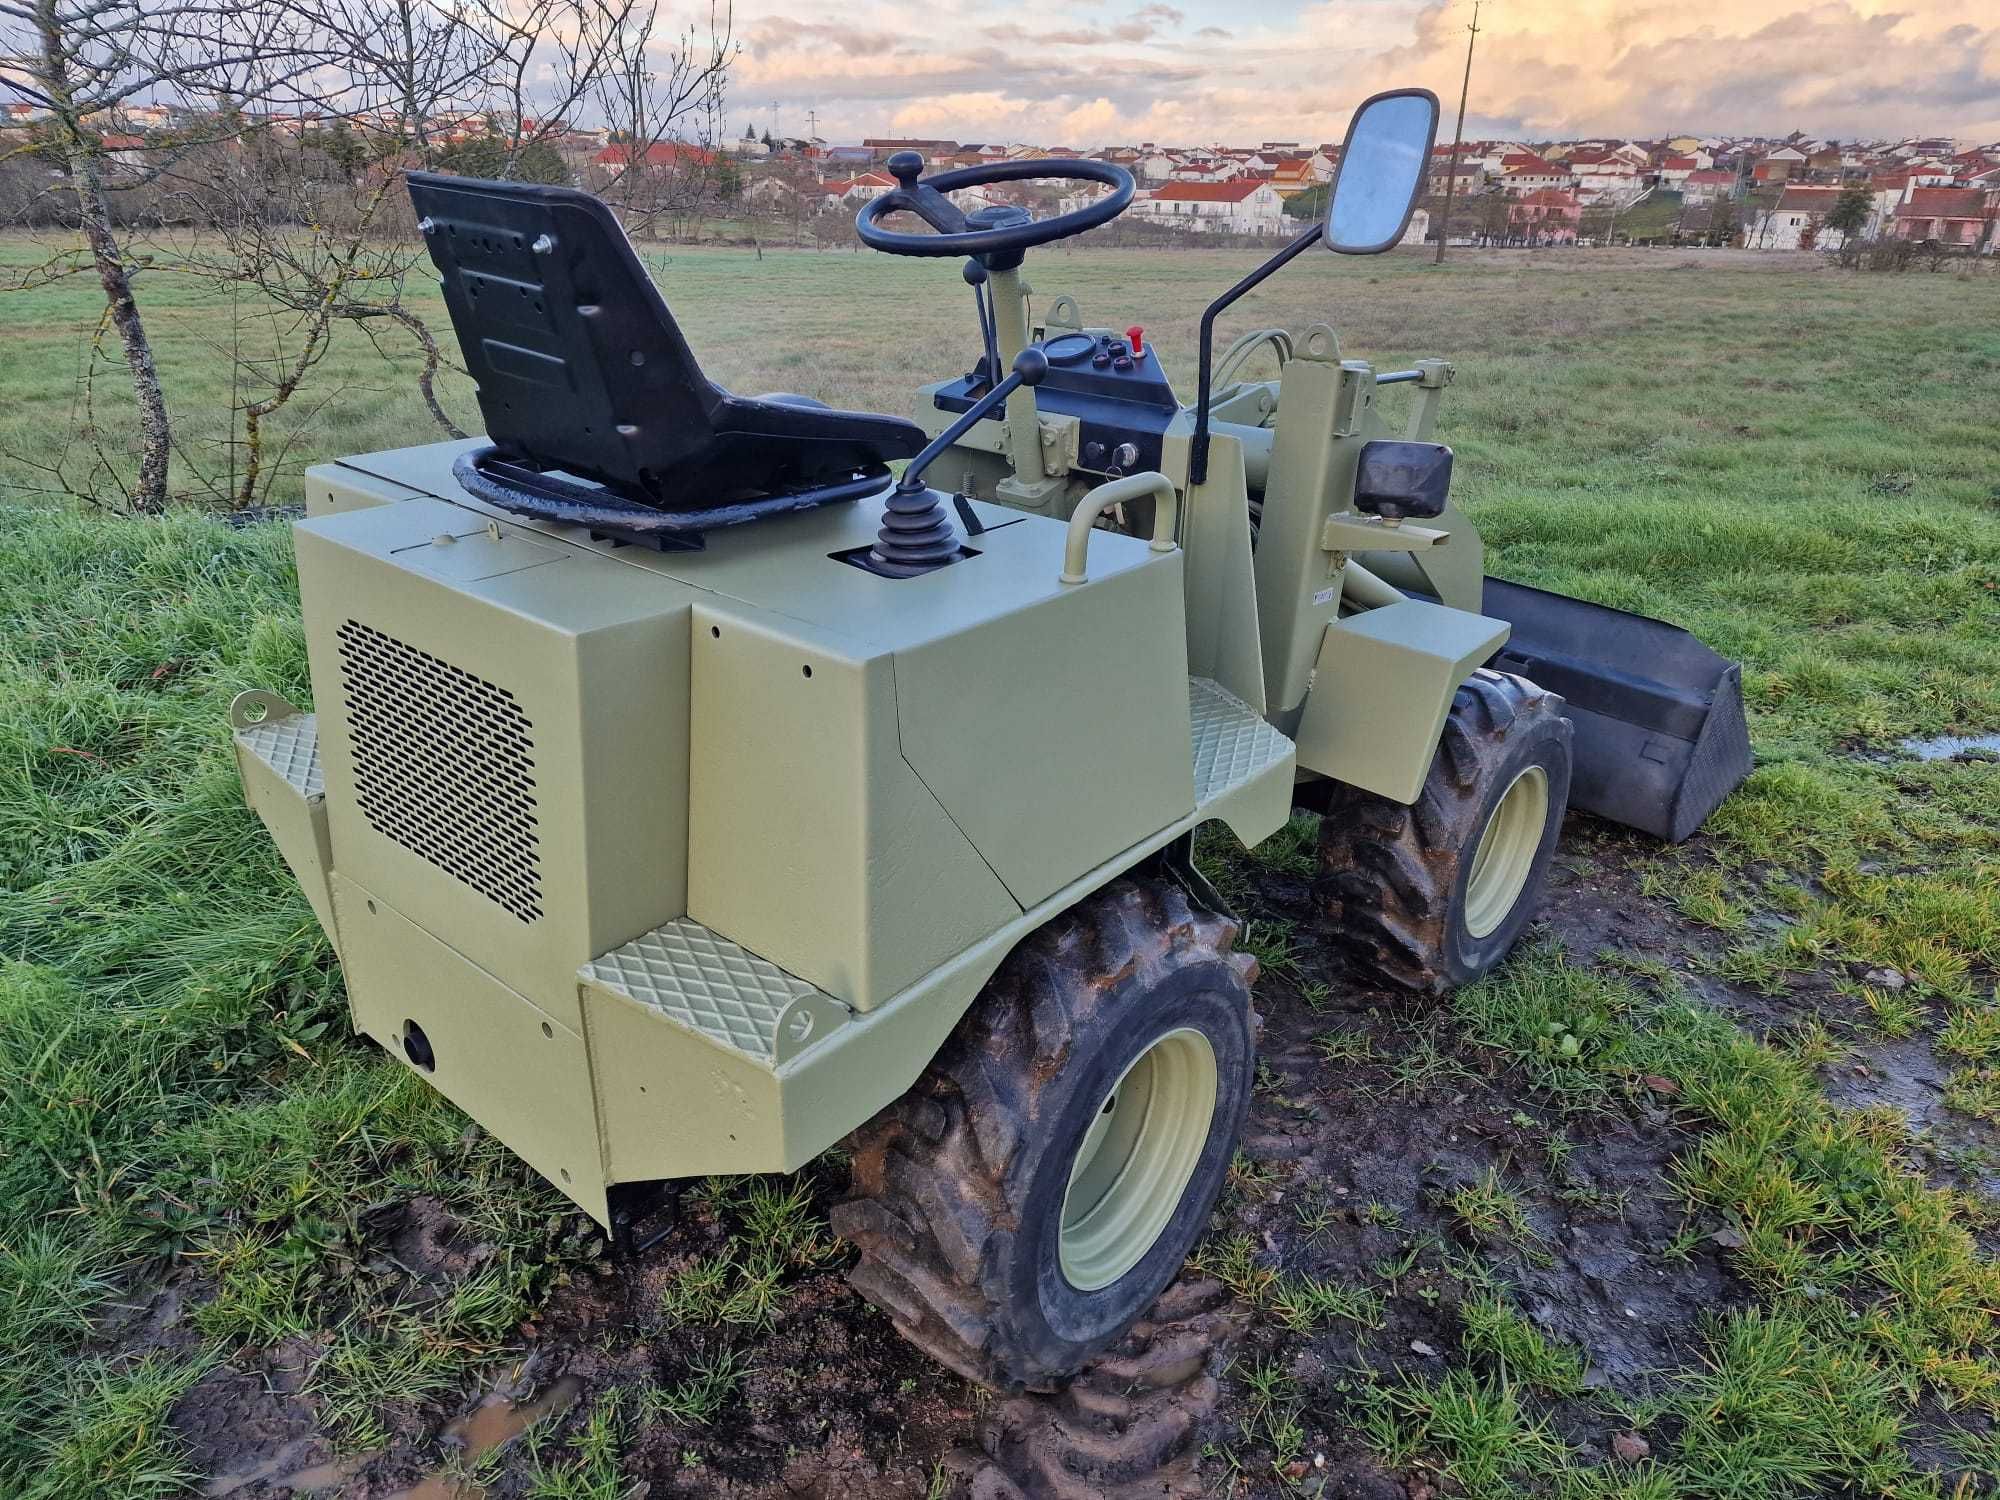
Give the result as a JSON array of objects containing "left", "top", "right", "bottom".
[
  {"left": 205, "top": 1440, "right": 362, "bottom": 1497},
  {"left": 1900, "top": 732, "right": 2000, "bottom": 762},
  {"left": 383, "top": 1373, "right": 583, "bottom": 1500},
  {"left": 272, "top": 1454, "right": 371, "bottom": 1494},
  {"left": 203, "top": 1368, "right": 580, "bottom": 1499}
]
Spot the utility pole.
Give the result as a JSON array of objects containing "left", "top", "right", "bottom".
[{"left": 1434, "top": 0, "right": 1483, "bottom": 265}]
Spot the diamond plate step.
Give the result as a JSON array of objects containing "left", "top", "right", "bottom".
[
  {"left": 1190, "top": 677, "right": 1292, "bottom": 810},
  {"left": 582, "top": 919, "right": 852, "bottom": 1067},
  {"left": 236, "top": 713, "right": 326, "bottom": 799}
]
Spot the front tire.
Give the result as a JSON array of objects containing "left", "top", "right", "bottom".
[
  {"left": 1317, "top": 668, "right": 1572, "bottom": 994},
  {"left": 831, "top": 880, "right": 1258, "bottom": 1392}
]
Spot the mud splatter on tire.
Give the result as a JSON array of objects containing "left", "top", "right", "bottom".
[
  {"left": 835, "top": 880, "right": 1259, "bottom": 1392},
  {"left": 1317, "top": 669, "right": 1571, "bottom": 995},
  {"left": 953, "top": 1278, "right": 1241, "bottom": 1499}
]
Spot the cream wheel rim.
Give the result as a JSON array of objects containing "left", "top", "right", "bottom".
[
  {"left": 1464, "top": 765, "right": 1550, "bottom": 940},
  {"left": 1059, "top": 1028, "right": 1219, "bottom": 1292}
]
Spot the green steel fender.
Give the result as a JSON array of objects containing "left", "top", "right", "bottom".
[{"left": 1291, "top": 598, "right": 1511, "bottom": 805}]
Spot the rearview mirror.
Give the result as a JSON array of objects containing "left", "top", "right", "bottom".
[{"left": 1325, "top": 89, "right": 1440, "bottom": 254}]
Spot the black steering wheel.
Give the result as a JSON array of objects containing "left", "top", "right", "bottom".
[{"left": 855, "top": 152, "right": 1134, "bottom": 260}]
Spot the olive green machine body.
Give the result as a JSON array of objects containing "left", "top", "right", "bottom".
[{"left": 234, "top": 446, "right": 1296, "bottom": 1225}]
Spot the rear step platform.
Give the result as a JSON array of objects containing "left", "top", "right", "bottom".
[
  {"left": 583, "top": 677, "right": 1295, "bottom": 1070},
  {"left": 581, "top": 920, "right": 853, "bottom": 1068},
  {"left": 230, "top": 694, "right": 338, "bottom": 940}
]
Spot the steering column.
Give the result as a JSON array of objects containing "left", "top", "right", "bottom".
[{"left": 857, "top": 152, "right": 1135, "bottom": 509}]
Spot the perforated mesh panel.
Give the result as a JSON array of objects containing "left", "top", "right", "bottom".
[{"left": 336, "top": 620, "right": 544, "bottom": 922}]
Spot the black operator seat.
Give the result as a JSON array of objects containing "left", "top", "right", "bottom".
[{"left": 406, "top": 171, "right": 925, "bottom": 515}]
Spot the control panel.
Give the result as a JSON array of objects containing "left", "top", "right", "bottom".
[{"left": 933, "top": 327, "right": 1180, "bottom": 476}]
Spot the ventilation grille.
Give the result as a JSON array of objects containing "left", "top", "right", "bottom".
[{"left": 337, "top": 620, "right": 544, "bottom": 922}]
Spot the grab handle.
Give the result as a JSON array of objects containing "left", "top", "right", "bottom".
[{"left": 1060, "top": 471, "right": 1178, "bottom": 584}]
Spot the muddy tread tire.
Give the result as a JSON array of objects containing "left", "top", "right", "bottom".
[
  {"left": 1317, "top": 668, "right": 1571, "bottom": 996},
  {"left": 832, "top": 880, "right": 1258, "bottom": 1393},
  {"left": 954, "top": 1277, "right": 1240, "bottom": 1499}
]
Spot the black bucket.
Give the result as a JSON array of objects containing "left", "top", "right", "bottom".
[{"left": 1481, "top": 578, "right": 1752, "bottom": 842}]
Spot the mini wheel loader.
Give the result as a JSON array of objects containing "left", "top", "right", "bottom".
[{"left": 231, "top": 87, "right": 1752, "bottom": 1392}]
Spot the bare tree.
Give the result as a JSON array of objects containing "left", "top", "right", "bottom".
[
  {"left": 2, "top": 0, "right": 734, "bottom": 510},
  {"left": 0, "top": 1, "right": 323, "bottom": 509},
  {"left": 593, "top": 0, "right": 734, "bottom": 238},
  {"left": 154, "top": 129, "right": 449, "bottom": 505},
  {"left": 151, "top": 0, "right": 681, "bottom": 505}
]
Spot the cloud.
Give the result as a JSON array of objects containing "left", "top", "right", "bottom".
[
  {"left": 982, "top": 14, "right": 1171, "bottom": 45},
  {"left": 729, "top": 0, "right": 2000, "bottom": 145},
  {"left": 742, "top": 17, "right": 902, "bottom": 56}
]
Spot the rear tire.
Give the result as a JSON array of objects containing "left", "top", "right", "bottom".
[
  {"left": 1316, "top": 668, "right": 1571, "bottom": 995},
  {"left": 831, "top": 879, "right": 1258, "bottom": 1392}
]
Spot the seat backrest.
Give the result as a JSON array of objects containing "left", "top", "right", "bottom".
[{"left": 407, "top": 171, "right": 722, "bottom": 503}]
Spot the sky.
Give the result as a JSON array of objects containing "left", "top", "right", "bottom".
[{"left": 722, "top": 0, "right": 2000, "bottom": 148}]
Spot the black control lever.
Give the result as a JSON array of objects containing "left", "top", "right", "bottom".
[
  {"left": 963, "top": 259, "right": 1001, "bottom": 385},
  {"left": 897, "top": 346, "right": 1048, "bottom": 494}
]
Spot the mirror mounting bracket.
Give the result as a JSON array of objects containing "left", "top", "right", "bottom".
[{"left": 1189, "top": 222, "right": 1324, "bottom": 486}]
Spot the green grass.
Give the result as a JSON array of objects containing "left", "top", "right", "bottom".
[
  {"left": 0, "top": 508, "right": 583, "bottom": 1485},
  {"left": 1457, "top": 1292, "right": 1587, "bottom": 1396},
  {"left": 3, "top": 236, "right": 1998, "bottom": 1494}
]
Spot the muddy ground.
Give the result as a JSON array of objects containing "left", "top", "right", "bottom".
[{"left": 152, "top": 815, "right": 1997, "bottom": 1499}]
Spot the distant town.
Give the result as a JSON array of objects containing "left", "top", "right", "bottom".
[{"left": 5, "top": 97, "right": 1998, "bottom": 253}]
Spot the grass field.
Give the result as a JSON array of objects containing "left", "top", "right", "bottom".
[{"left": 3, "top": 233, "right": 1999, "bottom": 1498}]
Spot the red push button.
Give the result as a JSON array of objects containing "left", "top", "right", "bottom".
[{"left": 1125, "top": 324, "right": 1145, "bottom": 356}]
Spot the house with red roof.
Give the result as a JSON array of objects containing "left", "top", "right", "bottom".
[
  {"left": 1894, "top": 186, "right": 1998, "bottom": 251},
  {"left": 1680, "top": 168, "right": 1737, "bottom": 206},
  {"left": 1567, "top": 147, "right": 1647, "bottom": 204},
  {"left": 593, "top": 141, "right": 718, "bottom": 178},
  {"left": 1130, "top": 179, "right": 1285, "bottom": 236},
  {"left": 815, "top": 170, "right": 896, "bottom": 209},
  {"left": 1496, "top": 159, "right": 1573, "bottom": 197},
  {"left": 1656, "top": 155, "right": 1701, "bottom": 188},
  {"left": 1505, "top": 188, "right": 1581, "bottom": 244},
  {"left": 1267, "top": 157, "right": 1322, "bottom": 198},
  {"left": 1167, "top": 157, "right": 1246, "bottom": 184}
]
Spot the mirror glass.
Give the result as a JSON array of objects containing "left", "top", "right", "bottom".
[{"left": 1326, "top": 91, "right": 1438, "bottom": 253}]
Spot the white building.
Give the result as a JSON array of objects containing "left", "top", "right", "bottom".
[
  {"left": 1166, "top": 156, "right": 1244, "bottom": 183},
  {"left": 1131, "top": 180, "right": 1286, "bottom": 236},
  {"left": 1748, "top": 185, "right": 1849, "bottom": 250},
  {"left": 1680, "top": 169, "right": 1737, "bottom": 205},
  {"left": 1565, "top": 145, "right": 1648, "bottom": 204}
]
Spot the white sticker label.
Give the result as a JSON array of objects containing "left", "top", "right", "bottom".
[{"left": 1312, "top": 586, "right": 1338, "bottom": 606}]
